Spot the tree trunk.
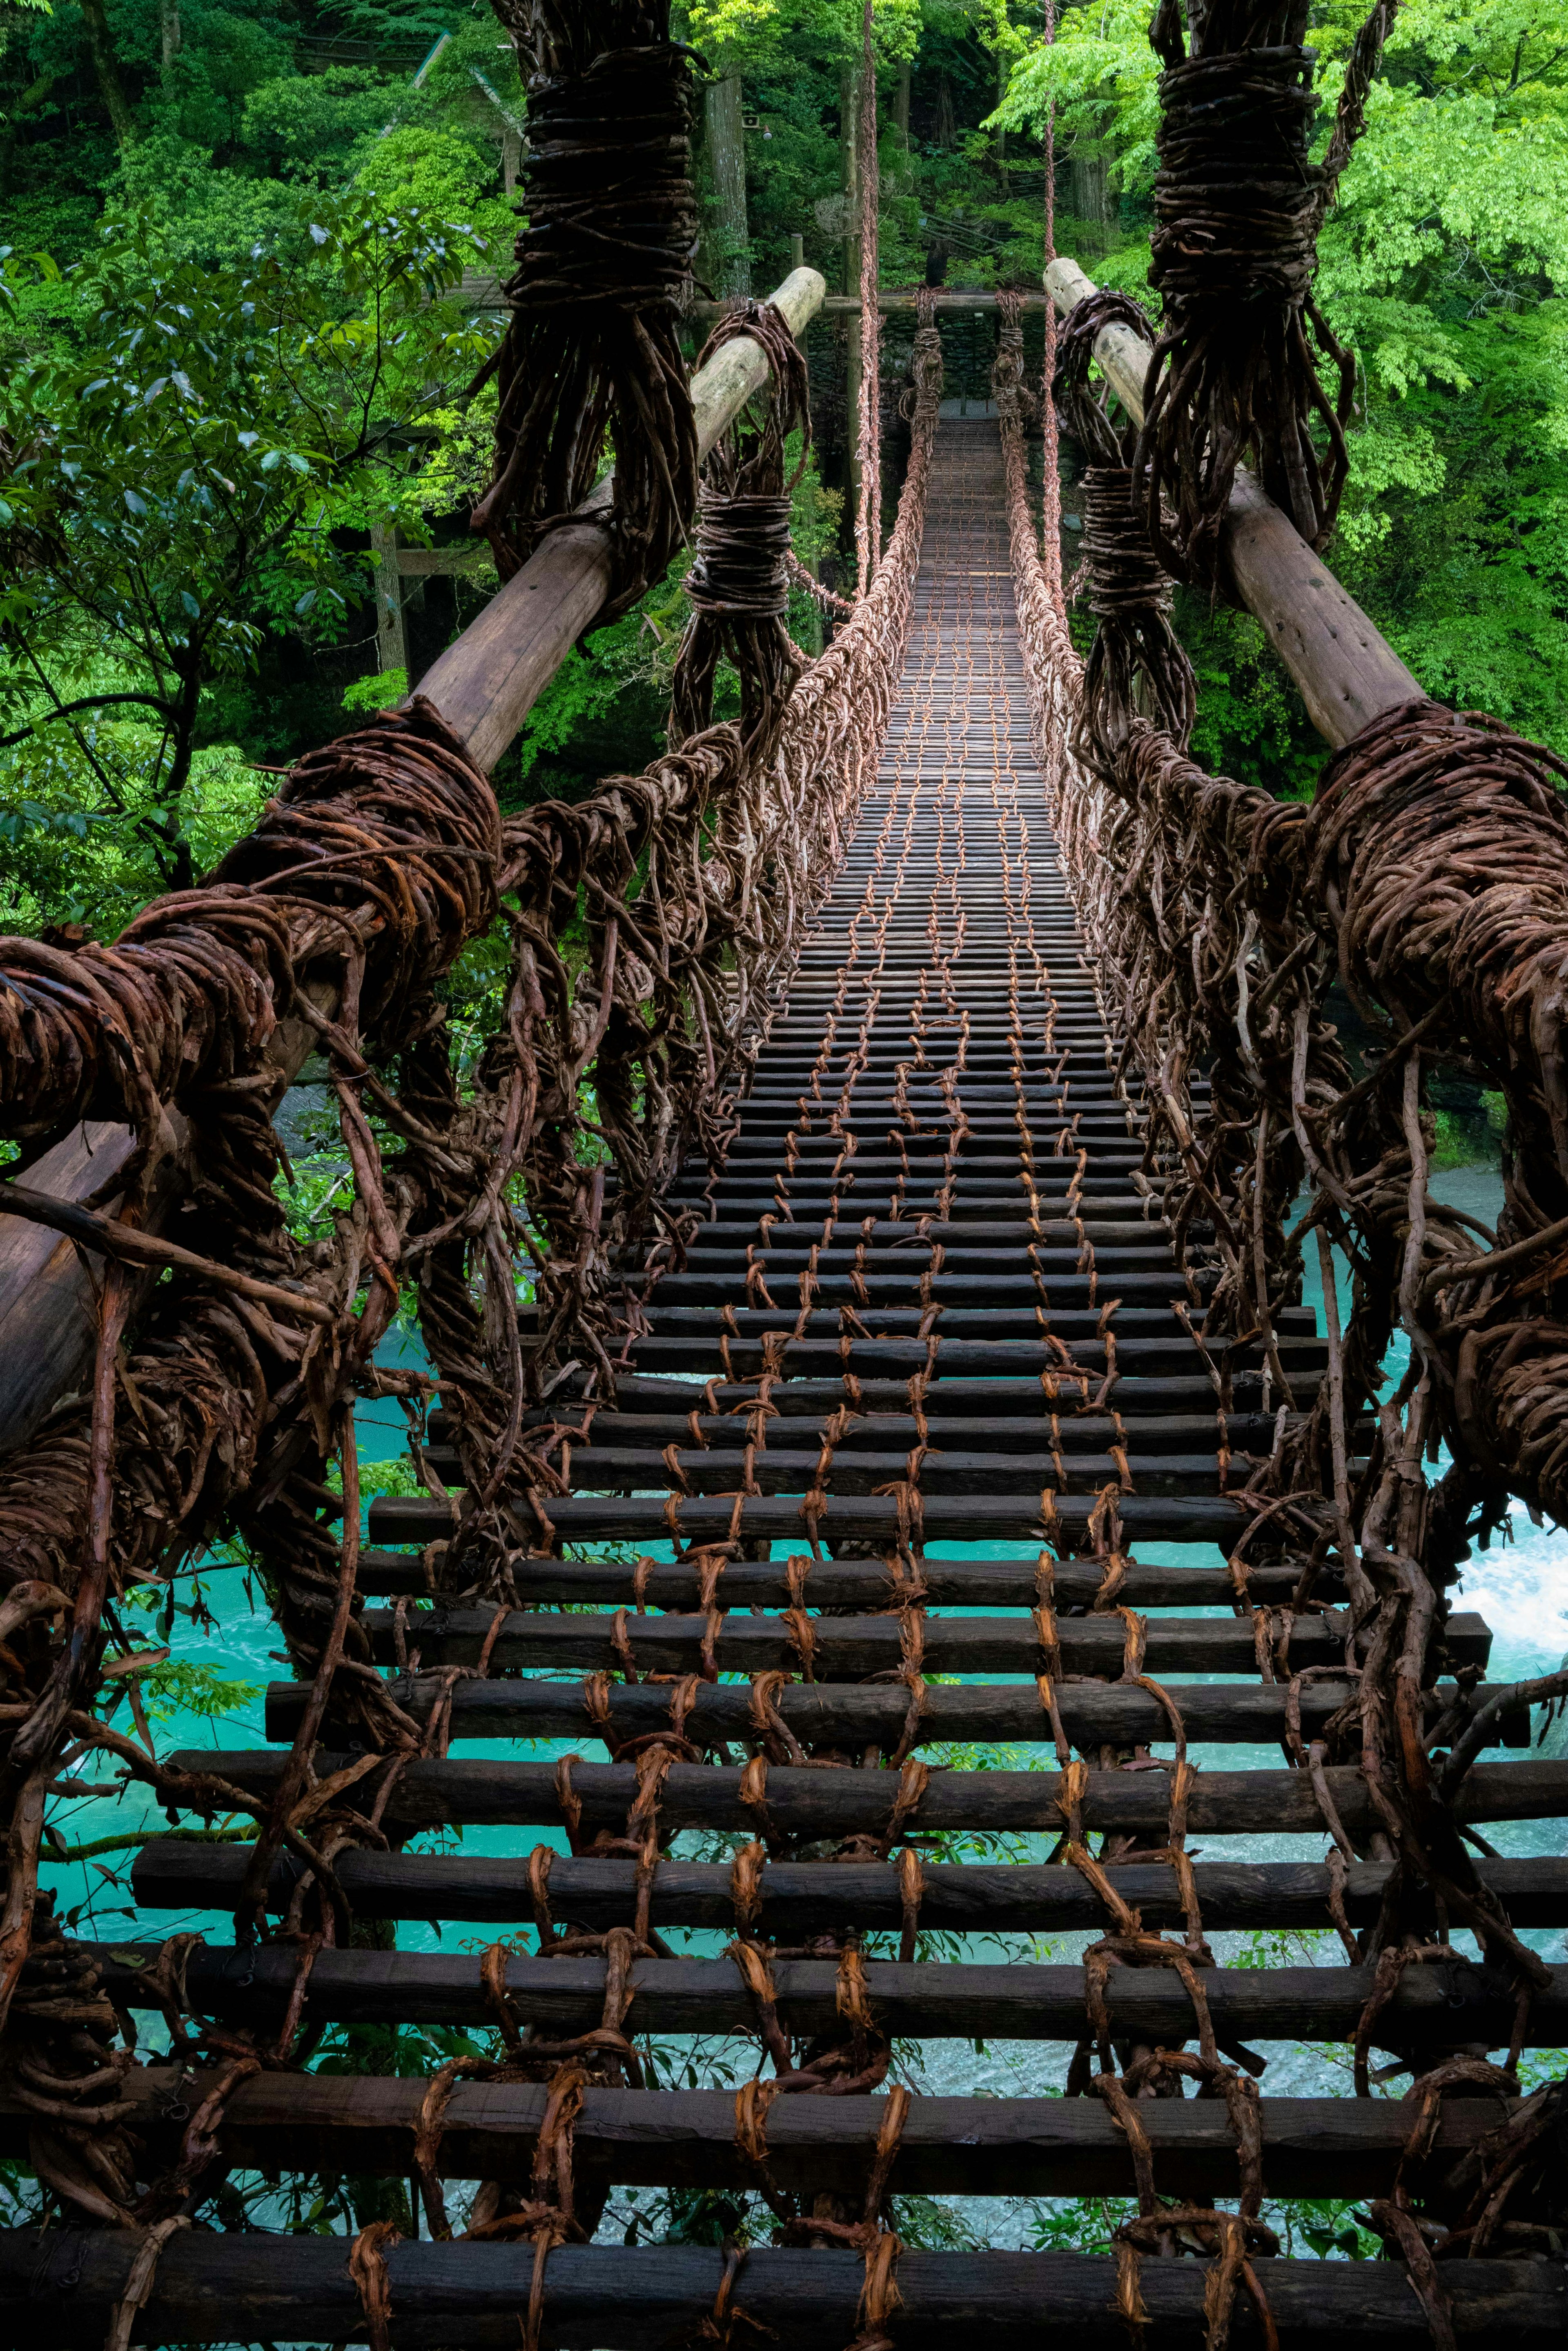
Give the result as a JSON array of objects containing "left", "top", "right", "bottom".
[
  {"left": 76, "top": 0, "right": 135, "bottom": 146},
  {"left": 893, "top": 58, "right": 910, "bottom": 141},
  {"left": 704, "top": 70, "right": 750, "bottom": 299},
  {"left": 160, "top": 0, "right": 181, "bottom": 72},
  {"left": 1070, "top": 149, "right": 1110, "bottom": 252}
]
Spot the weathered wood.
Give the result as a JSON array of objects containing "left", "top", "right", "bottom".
[
  {"left": 91, "top": 1939, "right": 1568, "bottom": 2049},
  {"left": 370, "top": 1490, "right": 1263, "bottom": 1547},
  {"left": 134, "top": 1842, "right": 1568, "bottom": 1938},
  {"left": 1045, "top": 256, "right": 1423, "bottom": 749},
  {"left": 0, "top": 2069, "right": 1514, "bottom": 2200},
  {"left": 416, "top": 265, "right": 827, "bottom": 773},
  {"left": 168, "top": 1752, "right": 1559, "bottom": 1836},
  {"left": 0, "top": 265, "right": 826, "bottom": 1465},
  {"left": 5, "top": 2232, "right": 1558, "bottom": 2349},
  {"left": 352, "top": 1604, "right": 1491, "bottom": 1680},
  {"left": 352, "top": 1543, "right": 1336, "bottom": 1608},
  {"left": 263, "top": 1670, "right": 1517, "bottom": 1751}
]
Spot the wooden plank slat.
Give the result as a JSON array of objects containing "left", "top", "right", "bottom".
[
  {"left": 166, "top": 1753, "right": 1560, "bottom": 1835},
  {"left": 4, "top": 2232, "right": 1558, "bottom": 2349}
]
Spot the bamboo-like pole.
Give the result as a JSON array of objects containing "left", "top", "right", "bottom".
[{"left": 0, "top": 267, "right": 826, "bottom": 1462}]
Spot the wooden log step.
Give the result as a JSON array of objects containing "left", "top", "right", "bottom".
[
  {"left": 600, "top": 1341, "right": 1327, "bottom": 1386},
  {"left": 666, "top": 1191, "right": 1159, "bottom": 1221},
  {"left": 353, "top": 1544, "right": 1335, "bottom": 1609},
  {"left": 264, "top": 1672, "right": 1516, "bottom": 1751},
  {"left": 676, "top": 1241, "right": 1178, "bottom": 1271},
  {"left": 599, "top": 1372, "right": 1266, "bottom": 1420},
  {"left": 0, "top": 2070, "right": 1521, "bottom": 2202},
  {"left": 7, "top": 2231, "right": 1557, "bottom": 2349},
  {"left": 425, "top": 1444, "right": 1237, "bottom": 1500},
  {"left": 644, "top": 1274, "right": 1208, "bottom": 1309},
  {"left": 133, "top": 1843, "right": 1568, "bottom": 1939},
  {"left": 370, "top": 1490, "right": 1252, "bottom": 1547},
  {"left": 679, "top": 1222, "right": 1175, "bottom": 1249},
  {"left": 89, "top": 1939, "right": 1568, "bottom": 2050},
  {"left": 168, "top": 1753, "right": 1556, "bottom": 1838},
  {"left": 354, "top": 1606, "right": 1492, "bottom": 1680},
  {"left": 494, "top": 1411, "right": 1290, "bottom": 1459},
  {"left": 632, "top": 1307, "right": 1308, "bottom": 1341}
]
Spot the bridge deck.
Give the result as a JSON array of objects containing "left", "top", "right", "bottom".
[{"left": 22, "top": 420, "right": 1565, "bottom": 2347}]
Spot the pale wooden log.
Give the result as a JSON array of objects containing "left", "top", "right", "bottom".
[
  {"left": 1045, "top": 254, "right": 1423, "bottom": 749},
  {"left": 0, "top": 268, "right": 825, "bottom": 1462},
  {"left": 165, "top": 1750, "right": 1564, "bottom": 1836},
  {"left": 416, "top": 265, "right": 826, "bottom": 773}
]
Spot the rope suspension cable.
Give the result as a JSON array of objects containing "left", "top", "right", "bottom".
[{"left": 854, "top": 0, "right": 882, "bottom": 597}]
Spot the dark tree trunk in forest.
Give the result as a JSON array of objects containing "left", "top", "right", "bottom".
[
  {"left": 160, "top": 0, "right": 181, "bottom": 72},
  {"left": 894, "top": 57, "right": 910, "bottom": 141},
  {"left": 1071, "top": 149, "right": 1110, "bottom": 250},
  {"left": 705, "top": 70, "right": 750, "bottom": 298},
  {"left": 76, "top": 0, "right": 135, "bottom": 146}
]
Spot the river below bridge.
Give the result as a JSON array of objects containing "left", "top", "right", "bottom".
[{"left": 33, "top": 1153, "right": 1568, "bottom": 2261}]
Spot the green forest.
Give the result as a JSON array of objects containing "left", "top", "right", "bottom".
[{"left": 1, "top": 0, "right": 1564, "bottom": 949}]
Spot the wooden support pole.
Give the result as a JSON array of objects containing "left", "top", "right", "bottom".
[
  {"left": 133, "top": 1843, "right": 1568, "bottom": 1939},
  {"left": 92, "top": 1937, "right": 1568, "bottom": 2048},
  {"left": 165, "top": 1752, "right": 1563, "bottom": 1837},
  {"left": 0, "top": 2070, "right": 1517, "bottom": 2201},
  {"left": 261, "top": 1669, "right": 1525, "bottom": 1754},
  {"left": 1045, "top": 255, "right": 1423, "bottom": 749},
  {"left": 0, "top": 265, "right": 826, "bottom": 1464}
]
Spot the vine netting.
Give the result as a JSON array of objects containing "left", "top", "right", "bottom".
[{"left": 1006, "top": 265, "right": 1568, "bottom": 2318}]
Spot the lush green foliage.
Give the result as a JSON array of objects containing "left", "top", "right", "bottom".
[{"left": 1001, "top": 0, "right": 1568, "bottom": 769}]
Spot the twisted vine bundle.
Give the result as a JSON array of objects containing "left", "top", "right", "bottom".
[
  {"left": 1134, "top": 0, "right": 1357, "bottom": 585},
  {"left": 1052, "top": 290, "right": 1196, "bottom": 776},
  {"left": 472, "top": 0, "right": 699, "bottom": 621},
  {"left": 1007, "top": 315, "right": 1568, "bottom": 2282},
  {"left": 669, "top": 301, "right": 811, "bottom": 755}
]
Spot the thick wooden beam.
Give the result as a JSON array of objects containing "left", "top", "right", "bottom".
[
  {"left": 416, "top": 265, "right": 826, "bottom": 774},
  {"left": 1045, "top": 256, "right": 1423, "bottom": 749},
  {"left": 166, "top": 1752, "right": 1562, "bottom": 1837},
  {"left": 5, "top": 2231, "right": 1558, "bottom": 2349},
  {"left": 132, "top": 1843, "right": 1568, "bottom": 1938},
  {"left": 351, "top": 1543, "right": 1338, "bottom": 1608},
  {"left": 263, "top": 1670, "right": 1523, "bottom": 1752},
  {"left": 346, "top": 1603, "right": 1492, "bottom": 1680},
  {"left": 0, "top": 2070, "right": 1512, "bottom": 2199},
  {"left": 91, "top": 1939, "right": 1568, "bottom": 2049},
  {"left": 0, "top": 267, "right": 826, "bottom": 1464}
]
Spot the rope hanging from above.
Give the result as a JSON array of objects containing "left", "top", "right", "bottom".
[
  {"left": 472, "top": 0, "right": 700, "bottom": 626},
  {"left": 853, "top": 0, "right": 882, "bottom": 597},
  {"left": 669, "top": 301, "right": 811, "bottom": 758},
  {"left": 1133, "top": 0, "right": 1392, "bottom": 589},
  {"left": 1054, "top": 291, "right": 1196, "bottom": 781},
  {"left": 1037, "top": 0, "right": 1065, "bottom": 606}
]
